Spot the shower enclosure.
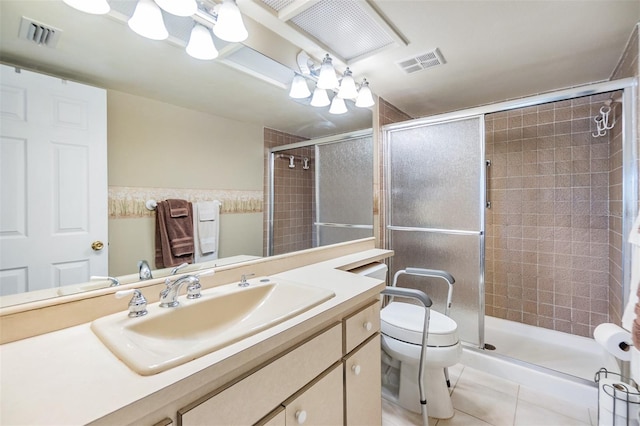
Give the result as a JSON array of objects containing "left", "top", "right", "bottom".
[
  {"left": 267, "top": 130, "right": 373, "bottom": 256},
  {"left": 382, "top": 78, "right": 637, "bottom": 381}
]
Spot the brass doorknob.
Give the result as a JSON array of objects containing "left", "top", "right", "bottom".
[{"left": 91, "top": 241, "right": 104, "bottom": 251}]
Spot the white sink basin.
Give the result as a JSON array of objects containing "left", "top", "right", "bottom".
[{"left": 90, "top": 277, "right": 335, "bottom": 375}]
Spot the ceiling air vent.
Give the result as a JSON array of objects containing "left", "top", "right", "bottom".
[
  {"left": 397, "top": 48, "right": 446, "bottom": 74},
  {"left": 18, "top": 17, "right": 62, "bottom": 48}
]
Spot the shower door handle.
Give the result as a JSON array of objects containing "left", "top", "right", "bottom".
[{"left": 485, "top": 159, "right": 491, "bottom": 209}]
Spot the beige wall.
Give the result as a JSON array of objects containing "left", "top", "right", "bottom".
[{"left": 107, "top": 90, "right": 264, "bottom": 276}]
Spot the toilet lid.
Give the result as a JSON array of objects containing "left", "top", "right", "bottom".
[{"left": 380, "top": 301, "right": 459, "bottom": 347}]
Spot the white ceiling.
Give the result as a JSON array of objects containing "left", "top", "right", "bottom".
[{"left": 1, "top": 1, "right": 639, "bottom": 139}]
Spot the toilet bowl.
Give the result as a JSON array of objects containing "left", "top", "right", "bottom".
[{"left": 380, "top": 301, "right": 462, "bottom": 419}]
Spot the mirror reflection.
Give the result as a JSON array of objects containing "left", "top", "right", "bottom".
[{"left": 0, "top": 0, "right": 373, "bottom": 306}]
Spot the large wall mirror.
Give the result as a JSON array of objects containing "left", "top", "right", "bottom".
[{"left": 0, "top": 0, "right": 373, "bottom": 306}]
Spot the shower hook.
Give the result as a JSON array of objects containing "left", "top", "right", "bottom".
[
  {"left": 288, "top": 155, "right": 295, "bottom": 169},
  {"left": 592, "top": 101, "right": 616, "bottom": 137},
  {"left": 302, "top": 157, "right": 309, "bottom": 170}
]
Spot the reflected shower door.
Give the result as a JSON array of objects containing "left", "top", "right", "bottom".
[
  {"left": 385, "top": 116, "right": 485, "bottom": 346},
  {"left": 315, "top": 136, "right": 373, "bottom": 246}
]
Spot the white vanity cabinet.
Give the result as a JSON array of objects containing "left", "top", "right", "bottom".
[
  {"left": 177, "top": 301, "right": 382, "bottom": 426},
  {"left": 343, "top": 301, "right": 382, "bottom": 425},
  {"left": 178, "top": 324, "right": 342, "bottom": 426}
]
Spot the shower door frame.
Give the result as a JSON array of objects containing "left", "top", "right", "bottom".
[
  {"left": 382, "top": 77, "right": 638, "bottom": 350},
  {"left": 267, "top": 128, "right": 373, "bottom": 257}
]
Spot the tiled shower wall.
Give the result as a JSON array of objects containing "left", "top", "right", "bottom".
[
  {"left": 485, "top": 93, "right": 622, "bottom": 338},
  {"left": 263, "top": 128, "right": 313, "bottom": 256}
]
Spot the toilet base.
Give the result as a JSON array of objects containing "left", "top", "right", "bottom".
[{"left": 382, "top": 355, "right": 454, "bottom": 419}]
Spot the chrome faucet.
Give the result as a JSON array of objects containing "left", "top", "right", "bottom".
[
  {"left": 91, "top": 275, "right": 120, "bottom": 287},
  {"left": 115, "top": 289, "right": 148, "bottom": 318},
  {"left": 138, "top": 260, "right": 153, "bottom": 280},
  {"left": 171, "top": 262, "right": 189, "bottom": 275},
  {"left": 159, "top": 274, "right": 202, "bottom": 308}
]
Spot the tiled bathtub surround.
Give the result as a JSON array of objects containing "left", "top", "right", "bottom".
[
  {"left": 485, "top": 93, "right": 623, "bottom": 338},
  {"left": 263, "top": 128, "right": 313, "bottom": 256}
]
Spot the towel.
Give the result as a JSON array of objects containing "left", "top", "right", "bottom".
[
  {"left": 193, "top": 201, "right": 220, "bottom": 263},
  {"left": 155, "top": 199, "right": 194, "bottom": 268}
]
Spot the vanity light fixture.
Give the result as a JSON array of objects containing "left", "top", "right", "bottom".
[
  {"left": 310, "top": 87, "right": 330, "bottom": 107},
  {"left": 186, "top": 23, "right": 219, "bottom": 60},
  {"left": 329, "top": 95, "right": 348, "bottom": 115},
  {"left": 155, "top": 0, "right": 197, "bottom": 17},
  {"left": 128, "top": 0, "right": 168, "bottom": 41},
  {"left": 289, "top": 74, "right": 311, "bottom": 99},
  {"left": 63, "top": 0, "right": 110, "bottom": 14},
  {"left": 288, "top": 51, "right": 375, "bottom": 111},
  {"left": 355, "top": 79, "right": 375, "bottom": 108},
  {"left": 64, "top": 0, "right": 250, "bottom": 58},
  {"left": 212, "top": 0, "right": 248, "bottom": 43}
]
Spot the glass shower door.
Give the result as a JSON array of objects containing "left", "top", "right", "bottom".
[
  {"left": 315, "top": 136, "right": 373, "bottom": 246},
  {"left": 385, "top": 116, "right": 485, "bottom": 346}
]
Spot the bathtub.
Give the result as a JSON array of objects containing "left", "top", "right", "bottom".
[{"left": 461, "top": 316, "right": 620, "bottom": 407}]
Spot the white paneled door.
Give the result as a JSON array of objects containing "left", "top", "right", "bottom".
[{"left": 0, "top": 64, "right": 107, "bottom": 296}]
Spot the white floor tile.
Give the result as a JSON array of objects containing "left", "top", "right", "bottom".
[
  {"left": 514, "top": 399, "right": 591, "bottom": 426},
  {"left": 518, "top": 385, "right": 593, "bottom": 424}
]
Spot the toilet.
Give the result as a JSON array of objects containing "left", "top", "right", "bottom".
[
  {"left": 380, "top": 301, "right": 462, "bottom": 418},
  {"left": 353, "top": 262, "right": 462, "bottom": 419}
]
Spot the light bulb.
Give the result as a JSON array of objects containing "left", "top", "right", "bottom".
[
  {"left": 63, "top": 0, "right": 110, "bottom": 14},
  {"left": 155, "top": 0, "right": 197, "bottom": 17},
  {"left": 213, "top": 0, "right": 248, "bottom": 43},
  {"left": 355, "top": 79, "right": 375, "bottom": 108},
  {"left": 186, "top": 24, "right": 218, "bottom": 60},
  {"left": 329, "top": 95, "right": 347, "bottom": 115},
  {"left": 128, "top": 0, "right": 168, "bottom": 40},
  {"left": 289, "top": 75, "right": 311, "bottom": 99},
  {"left": 337, "top": 68, "right": 358, "bottom": 99},
  {"left": 310, "top": 87, "right": 330, "bottom": 107},
  {"left": 316, "top": 54, "right": 339, "bottom": 90}
]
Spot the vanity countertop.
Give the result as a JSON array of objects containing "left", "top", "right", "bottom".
[{"left": 0, "top": 248, "right": 391, "bottom": 425}]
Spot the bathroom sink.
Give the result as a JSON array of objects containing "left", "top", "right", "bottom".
[{"left": 90, "top": 278, "right": 335, "bottom": 375}]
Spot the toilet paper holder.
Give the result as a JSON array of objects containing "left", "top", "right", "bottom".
[{"left": 595, "top": 368, "right": 640, "bottom": 426}]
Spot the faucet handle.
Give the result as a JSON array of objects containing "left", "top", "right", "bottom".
[
  {"left": 115, "top": 289, "right": 148, "bottom": 318},
  {"left": 239, "top": 273, "right": 255, "bottom": 287},
  {"left": 186, "top": 277, "right": 202, "bottom": 300},
  {"left": 91, "top": 275, "right": 120, "bottom": 287}
]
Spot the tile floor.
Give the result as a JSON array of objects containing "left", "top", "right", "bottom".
[{"left": 382, "top": 364, "right": 597, "bottom": 426}]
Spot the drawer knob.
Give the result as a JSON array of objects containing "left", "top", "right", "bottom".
[
  {"left": 352, "top": 364, "right": 361, "bottom": 375},
  {"left": 295, "top": 410, "right": 307, "bottom": 425},
  {"left": 363, "top": 321, "right": 372, "bottom": 331}
]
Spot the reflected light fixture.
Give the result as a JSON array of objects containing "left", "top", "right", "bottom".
[
  {"left": 128, "top": 0, "right": 168, "bottom": 40},
  {"left": 63, "top": 0, "right": 110, "bottom": 14},
  {"left": 213, "top": 0, "right": 248, "bottom": 43},
  {"left": 289, "top": 75, "right": 311, "bottom": 99},
  {"left": 329, "top": 95, "right": 347, "bottom": 115},
  {"left": 186, "top": 24, "right": 218, "bottom": 60},
  {"left": 337, "top": 67, "right": 358, "bottom": 99},
  {"left": 310, "top": 87, "right": 330, "bottom": 107},
  {"left": 355, "top": 79, "right": 375, "bottom": 108},
  {"left": 155, "top": 0, "right": 197, "bottom": 17},
  {"left": 316, "top": 54, "right": 339, "bottom": 90}
]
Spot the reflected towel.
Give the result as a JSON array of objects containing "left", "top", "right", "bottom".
[
  {"left": 193, "top": 201, "right": 219, "bottom": 263},
  {"left": 155, "top": 199, "right": 194, "bottom": 268}
]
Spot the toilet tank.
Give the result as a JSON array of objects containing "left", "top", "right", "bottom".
[{"left": 350, "top": 262, "right": 388, "bottom": 281}]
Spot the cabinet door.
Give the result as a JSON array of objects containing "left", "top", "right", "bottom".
[
  {"left": 344, "top": 334, "right": 381, "bottom": 426},
  {"left": 284, "top": 364, "right": 343, "bottom": 426}
]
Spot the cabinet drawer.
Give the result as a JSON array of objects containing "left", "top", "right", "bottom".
[
  {"left": 256, "top": 406, "right": 285, "bottom": 426},
  {"left": 283, "top": 363, "right": 343, "bottom": 426},
  {"left": 179, "top": 323, "right": 342, "bottom": 426},
  {"left": 344, "top": 334, "right": 382, "bottom": 426},
  {"left": 343, "top": 301, "right": 380, "bottom": 354}
]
